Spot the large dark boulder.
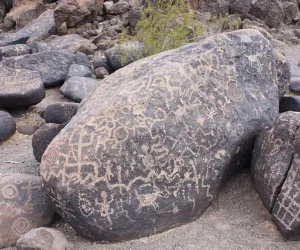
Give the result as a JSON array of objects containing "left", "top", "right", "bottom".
[
  {"left": 0, "top": 173, "right": 56, "bottom": 248},
  {"left": 0, "top": 67, "right": 45, "bottom": 109},
  {"left": 1, "top": 50, "right": 75, "bottom": 87},
  {"left": 40, "top": 29, "right": 279, "bottom": 242},
  {"left": 251, "top": 112, "right": 300, "bottom": 240}
]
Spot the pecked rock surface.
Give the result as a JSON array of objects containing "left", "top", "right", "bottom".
[
  {"left": 251, "top": 112, "right": 300, "bottom": 240},
  {"left": 0, "top": 173, "right": 56, "bottom": 248},
  {"left": 40, "top": 29, "right": 279, "bottom": 242},
  {"left": 1, "top": 50, "right": 75, "bottom": 87},
  {"left": 0, "top": 67, "right": 45, "bottom": 108}
]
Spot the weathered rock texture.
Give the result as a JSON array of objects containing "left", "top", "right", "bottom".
[
  {"left": 43, "top": 103, "right": 79, "bottom": 124},
  {"left": 1, "top": 50, "right": 75, "bottom": 87},
  {"left": 0, "top": 67, "right": 45, "bottom": 108},
  {"left": 0, "top": 173, "right": 55, "bottom": 248},
  {"left": 251, "top": 112, "right": 300, "bottom": 240},
  {"left": 40, "top": 29, "right": 279, "bottom": 242}
]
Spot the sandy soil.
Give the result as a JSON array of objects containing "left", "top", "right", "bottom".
[{"left": 1, "top": 45, "right": 300, "bottom": 250}]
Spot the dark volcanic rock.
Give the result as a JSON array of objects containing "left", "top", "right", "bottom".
[
  {"left": 43, "top": 103, "right": 79, "bottom": 124},
  {"left": 289, "top": 76, "right": 300, "bottom": 93},
  {"left": 0, "top": 33, "right": 29, "bottom": 47},
  {"left": 59, "top": 76, "right": 99, "bottom": 102},
  {"left": 1, "top": 50, "right": 75, "bottom": 87},
  {"left": 16, "top": 227, "right": 70, "bottom": 250},
  {"left": 32, "top": 123, "right": 67, "bottom": 162},
  {"left": 66, "top": 64, "right": 92, "bottom": 79},
  {"left": 0, "top": 44, "right": 31, "bottom": 61},
  {"left": 0, "top": 110, "right": 16, "bottom": 143},
  {"left": 279, "top": 96, "right": 300, "bottom": 113},
  {"left": 0, "top": 173, "right": 55, "bottom": 248},
  {"left": 15, "top": 9, "right": 55, "bottom": 44},
  {"left": 251, "top": 112, "right": 300, "bottom": 240},
  {"left": 75, "top": 51, "right": 91, "bottom": 68},
  {"left": 92, "top": 57, "right": 113, "bottom": 73},
  {"left": 40, "top": 29, "right": 279, "bottom": 242},
  {"left": 0, "top": 67, "right": 45, "bottom": 109}
]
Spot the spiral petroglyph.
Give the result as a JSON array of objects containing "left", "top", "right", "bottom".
[{"left": 40, "top": 29, "right": 279, "bottom": 242}]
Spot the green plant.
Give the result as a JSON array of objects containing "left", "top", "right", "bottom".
[{"left": 118, "top": 0, "right": 206, "bottom": 60}]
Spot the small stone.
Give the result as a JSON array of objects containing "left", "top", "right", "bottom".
[
  {"left": 66, "top": 64, "right": 92, "bottom": 80},
  {"left": 92, "top": 57, "right": 113, "bottom": 73},
  {"left": 57, "top": 22, "right": 68, "bottom": 36},
  {"left": 106, "top": 0, "right": 129, "bottom": 15},
  {"left": 17, "top": 124, "right": 39, "bottom": 135},
  {"left": 16, "top": 227, "right": 70, "bottom": 250},
  {"left": 95, "top": 66, "right": 109, "bottom": 79},
  {"left": 0, "top": 110, "right": 16, "bottom": 143},
  {"left": 43, "top": 103, "right": 79, "bottom": 124},
  {"left": 60, "top": 76, "right": 99, "bottom": 102},
  {"left": 32, "top": 123, "right": 67, "bottom": 162},
  {"left": 75, "top": 51, "right": 91, "bottom": 69}
]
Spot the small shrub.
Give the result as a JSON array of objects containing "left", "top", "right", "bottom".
[{"left": 118, "top": 0, "right": 206, "bottom": 62}]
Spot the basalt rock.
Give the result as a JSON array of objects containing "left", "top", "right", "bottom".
[
  {"left": 251, "top": 112, "right": 300, "bottom": 240},
  {"left": 40, "top": 29, "right": 279, "bottom": 242},
  {"left": 0, "top": 110, "right": 16, "bottom": 143},
  {"left": 43, "top": 103, "right": 79, "bottom": 124},
  {"left": 0, "top": 67, "right": 45, "bottom": 109},
  {"left": 0, "top": 173, "right": 55, "bottom": 248},
  {"left": 1, "top": 50, "right": 75, "bottom": 87},
  {"left": 0, "top": 44, "right": 31, "bottom": 61}
]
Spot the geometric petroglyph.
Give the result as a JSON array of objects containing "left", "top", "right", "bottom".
[
  {"left": 0, "top": 173, "right": 55, "bottom": 248},
  {"left": 40, "top": 29, "right": 279, "bottom": 242},
  {"left": 252, "top": 111, "right": 300, "bottom": 240}
]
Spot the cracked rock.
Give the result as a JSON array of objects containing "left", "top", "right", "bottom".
[{"left": 251, "top": 111, "right": 300, "bottom": 239}]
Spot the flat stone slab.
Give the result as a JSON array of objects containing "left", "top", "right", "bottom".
[
  {"left": 0, "top": 67, "right": 45, "bottom": 108},
  {"left": 60, "top": 76, "right": 99, "bottom": 102},
  {"left": 1, "top": 50, "right": 75, "bottom": 87},
  {"left": 0, "top": 33, "right": 29, "bottom": 47}
]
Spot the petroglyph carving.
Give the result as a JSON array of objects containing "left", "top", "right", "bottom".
[{"left": 40, "top": 29, "right": 279, "bottom": 242}]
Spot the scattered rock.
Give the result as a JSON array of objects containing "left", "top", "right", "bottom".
[
  {"left": 54, "top": 0, "right": 99, "bottom": 28},
  {"left": 0, "top": 33, "right": 29, "bottom": 47},
  {"left": 275, "top": 50, "right": 291, "bottom": 99},
  {"left": 0, "top": 110, "right": 16, "bottom": 143},
  {"left": 40, "top": 29, "right": 279, "bottom": 242},
  {"left": 15, "top": 9, "right": 55, "bottom": 44},
  {"left": 43, "top": 103, "right": 79, "bottom": 124},
  {"left": 92, "top": 57, "right": 113, "bottom": 73},
  {"left": 251, "top": 112, "right": 300, "bottom": 240},
  {"left": 95, "top": 66, "right": 109, "bottom": 79},
  {"left": 0, "top": 67, "right": 45, "bottom": 109},
  {"left": 0, "top": 44, "right": 31, "bottom": 61},
  {"left": 105, "top": 0, "right": 129, "bottom": 15},
  {"left": 104, "top": 41, "right": 143, "bottom": 70},
  {"left": 75, "top": 51, "right": 91, "bottom": 68},
  {"left": 66, "top": 64, "right": 92, "bottom": 79},
  {"left": 128, "top": 7, "right": 142, "bottom": 28},
  {"left": 17, "top": 124, "right": 40, "bottom": 136},
  {"left": 0, "top": 173, "right": 55, "bottom": 248},
  {"left": 16, "top": 227, "right": 70, "bottom": 250},
  {"left": 60, "top": 76, "right": 99, "bottom": 102},
  {"left": 32, "top": 123, "right": 67, "bottom": 162},
  {"left": 1, "top": 50, "right": 75, "bottom": 87}
]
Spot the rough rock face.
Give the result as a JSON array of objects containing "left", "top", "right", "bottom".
[
  {"left": 54, "top": 0, "right": 99, "bottom": 28},
  {"left": 0, "top": 173, "right": 55, "bottom": 248},
  {"left": 1, "top": 50, "right": 75, "bottom": 87},
  {"left": 0, "top": 110, "right": 16, "bottom": 143},
  {"left": 251, "top": 112, "right": 300, "bottom": 240},
  {"left": 0, "top": 67, "right": 45, "bottom": 109},
  {"left": 0, "top": 44, "right": 31, "bottom": 61},
  {"left": 40, "top": 29, "right": 279, "bottom": 242}
]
